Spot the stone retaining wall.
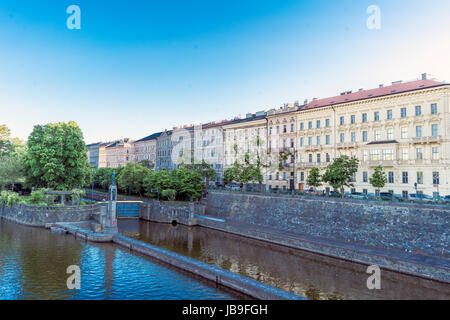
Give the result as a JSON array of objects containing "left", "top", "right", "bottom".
[
  {"left": 0, "top": 203, "right": 101, "bottom": 227},
  {"left": 205, "top": 191, "right": 449, "bottom": 257},
  {"left": 140, "top": 201, "right": 205, "bottom": 225}
]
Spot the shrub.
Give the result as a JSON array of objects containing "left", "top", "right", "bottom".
[
  {"left": 25, "top": 189, "right": 51, "bottom": 205},
  {"left": 0, "top": 190, "right": 21, "bottom": 207}
]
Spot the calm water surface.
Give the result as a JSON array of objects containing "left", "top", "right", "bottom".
[
  {"left": 0, "top": 219, "right": 243, "bottom": 300},
  {"left": 119, "top": 219, "right": 450, "bottom": 300}
]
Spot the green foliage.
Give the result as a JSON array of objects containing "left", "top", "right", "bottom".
[
  {"left": 306, "top": 167, "right": 322, "bottom": 189},
  {"left": 23, "top": 121, "right": 90, "bottom": 190},
  {"left": 369, "top": 165, "right": 387, "bottom": 189},
  {"left": 224, "top": 161, "right": 241, "bottom": 184},
  {"left": 26, "top": 189, "right": 51, "bottom": 205},
  {"left": 71, "top": 188, "right": 85, "bottom": 205},
  {"left": 143, "top": 169, "right": 172, "bottom": 197},
  {"left": 322, "top": 155, "right": 359, "bottom": 192},
  {"left": 161, "top": 189, "right": 176, "bottom": 201},
  {"left": 138, "top": 160, "right": 154, "bottom": 170},
  {"left": 0, "top": 190, "right": 21, "bottom": 207},
  {"left": 0, "top": 125, "right": 13, "bottom": 157},
  {"left": 117, "top": 162, "right": 151, "bottom": 196},
  {"left": 94, "top": 167, "right": 115, "bottom": 190}
]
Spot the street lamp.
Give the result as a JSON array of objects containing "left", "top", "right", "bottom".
[{"left": 91, "top": 168, "right": 96, "bottom": 202}]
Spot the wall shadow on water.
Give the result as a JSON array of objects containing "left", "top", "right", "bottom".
[
  {"left": 0, "top": 219, "right": 242, "bottom": 300},
  {"left": 118, "top": 219, "right": 450, "bottom": 300}
]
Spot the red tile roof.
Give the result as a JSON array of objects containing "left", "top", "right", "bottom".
[{"left": 301, "top": 79, "right": 447, "bottom": 111}]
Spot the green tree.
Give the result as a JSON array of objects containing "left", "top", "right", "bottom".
[
  {"left": 0, "top": 125, "right": 12, "bottom": 157},
  {"left": 117, "top": 162, "right": 150, "bottom": 196},
  {"left": 306, "top": 167, "right": 322, "bottom": 191},
  {"left": 170, "top": 168, "right": 203, "bottom": 200},
  {"left": 223, "top": 161, "right": 241, "bottom": 184},
  {"left": 369, "top": 165, "right": 387, "bottom": 198},
  {"left": 23, "top": 121, "right": 90, "bottom": 190},
  {"left": 138, "top": 159, "right": 154, "bottom": 170},
  {"left": 322, "top": 155, "right": 359, "bottom": 197},
  {"left": 143, "top": 169, "right": 172, "bottom": 197}
]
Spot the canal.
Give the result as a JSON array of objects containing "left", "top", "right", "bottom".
[
  {"left": 118, "top": 219, "right": 450, "bottom": 300},
  {"left": 0, "top": 219, "right": 245, "bottom": 300}
]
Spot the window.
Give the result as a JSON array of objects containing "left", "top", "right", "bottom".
[
  {"left": 401, "top": 107, "right": 407, "bottom": 118},
  {"left": 300, "top": 122, "right": 304, "bottom": 130},
  {"left": 316, "top": 136, "right": 321, "bottom": 145},
  {"left": 283, "top": 172, "right": 287, "bottom": 180},
  {"left": 383, "top": 149, "right": 393, "bottom": 160},
  {"left": 362, "top": 131, "right": 368, "bottom": 142},
  {"left": 401, "top": 127, "right": 408, "bottom": 139},
  {"left": 308, "top": 137, "right": 312, "bottom": 146},
  {"left": 363, "top": 171, "right": 368, "bottom": 182},
  {"left": 276, "top": 172, "right": 279, "bottom": 180},
  {"left": 416, "top": 126, "right": 422, "bottom": 137},
  {"left": 316, "top": 120, "right": 320, "bottom": 128},
  {"left": 402, "top": 148, "right": 408, "bottom": 160},
  {"left": 431, "top": 103, "right": 437, "bottom": 114},
  {"left": 370, "top": 150, "right": 380, "bottom": 161},
  {"left": 416, "top": 148, "right": 423, "bottom": 160},
  {"left": 402, "top": 191, "right": 408, "bottom": 199},
  {"left": 388, "top": 172, "right": 394, "bottom": 183},
  {"left": 362, "top": 113, "right": 367, "bottom": 123},
  {"left": 433, "top": 172, "right": 439, "bottom": 185},
  {"left": 351, "top": 132, "right": 356, "bottom": 142},
  {"left": 317, "top": 154, "right": 321, "bottom": 163},
  {"left": 290, "top": 155, "right": 294, "bottom": 163},
  {"left": 300, "top": 137, "right": 304, "bottom": 147},
  {"left": 374, "top": 130, "right": 380, "bottom": 141},
  {"left": 432, "top": 147, "right": 439, "bottom": 160},
  {"left": 269, "top": 140, "right": 272, "bottom": 150},
  {"left": 290, "top": 138, "right": 294, "bottom": 148},
  {"left": 326, "top": 153, "right": 330, "bottom": 162},
  {"left": 387, "top": 128, "right": 393, "bottom": 140},
  {"left": 283, "top": 125, "right": 287, "bottom": 133},
  {"left": 283, "top": 139, "right": 287, "bottom": 149},
  {"left": 340, "top": 133, "right": 345, "bottom": 143},
  {"left": 417, "top": 171, "right": 423, "bottom": 184},
  {"left": 351, "top": 115, "right": 355, "bottom": 124},
  {"left": 300, "top": 172, "right": 304, "bottom": 181},
  {"left": 308, "top": 121, "right": 312, "bottom": 129},
  {"left": 387, "top": 110, "right": 392, "bottom": 119},
  {"left": 269, "top": 174, "right": 272, "bottom": 180},
  {"left": 290, "top": 123, "right": 294, "bottom": 132},
  {"left": 402, "top": 172, "right": 408, "bottom": 184},
  {"left": 374, "top": 112, "right": 379, "bottom": 121},
  {"left": 309, "top": 154, "right": 313, "bottom": 163},
  {"left": 325, "top": 119, "right": 330, "bottom": 127},
  {"left": 431, "top": 124, "right": 438, "bottom": 137},
  {"left": 276, "top": 126, "right": 279, "bottom": 134},
  {"left": 326, "top": 135, "right": 330, "bottom": 145},
  {"left": 340, "top": 116, "right": 344, "bottom": 125},
  {"left": 415, "top": 105, "right": 422, "bottom": 116}
]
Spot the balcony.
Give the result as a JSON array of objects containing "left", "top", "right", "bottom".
[
  {"left": 363, "top": 160, "right": 396, "bottom": 167},
  {"left": 336, "top": 142, "right": 357, "bottom": 149},
  {"left": 297, "top": 162, "right": 328, "bottom": 169},
  {"left": 412, "top": 136, "right": 441, "bottom": 144},
  {"left": 304, "top": 145, "right": 321, "bottom": 151}
]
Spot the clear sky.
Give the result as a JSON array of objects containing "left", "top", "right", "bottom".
[{"left": 0, "top": 0, "right": 449, "bottom": 143}]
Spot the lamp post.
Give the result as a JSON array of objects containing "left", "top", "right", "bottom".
[{"left": 91, "top": 168, "right": 95, "bottom": 202}]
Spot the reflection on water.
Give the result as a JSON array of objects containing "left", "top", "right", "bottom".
[
  {"left": 119, "top": 219, "right": 450, "bottom": 300},
  {"left": 0, "top": 219, "right": 241, "bottom": 300}
]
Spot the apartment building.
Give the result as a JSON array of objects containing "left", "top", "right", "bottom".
[
  {"left": 223, "top": 111, "right": 268, "bottom": 187},
  {"left": 133, "top": 132, "right": 162, "bottom": 168},
  {"left": 105, "top": 139, "right": 133, "bottom": 168},
  {"left": 266, "top": 103, "right": 301, "bottom": 190},
  {"left": 295, "top": 74, "right": 449, "bottom": 197},
  {"left": 155, "top": 130, "right": 174, "bottom": 171},
  {"left": 87, "top": 142, "right": 112, "bottom": 168}
]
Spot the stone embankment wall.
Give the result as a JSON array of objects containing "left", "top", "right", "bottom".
[
  {"left": 205, "top": 191, "right": 449, "bottom": 257},
  {"left": 140, "top": 201, "right": 205, "bottom": 225},
  {"left": 0, "top": 203, "right": 101, "bottom": 227}
]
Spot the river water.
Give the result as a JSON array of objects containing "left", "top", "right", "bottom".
[
  {"left": 0, "top": 219, "right": 243, "bottom": 300},
  {"left": 118, "top": 219, "right": 450, "bottom": 300}
]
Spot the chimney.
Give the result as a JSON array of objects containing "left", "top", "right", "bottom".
[
  {"left": 304, "top": 99, "right": 308, "bottom": 104},
  {"left": 312, "top": 97, "right": 317, "bottom": 101},
  {"left": 379, "top": 84, "right": 383, "bottom": 88},
  {"left": 358, "top": 88, "right": 363, "bottom": 92},
  {"left": 392, "top": 80, "right": 402, "bottom": 85},
  {"left": 421, "top": 73, "right": 428, "bottom": 80}
]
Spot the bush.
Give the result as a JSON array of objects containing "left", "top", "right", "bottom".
[
  {"left": 161, "top": 189, "right": 176, "bottom": 201},
  {"left": 0, "top": 190, "right": 21, "bottom": 207},
  {"left": 25, "top": 189, "right": 51, "bottom": 205}
]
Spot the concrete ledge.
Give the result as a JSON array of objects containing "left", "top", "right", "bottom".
[
  {"left": 55, "top": 222, "right": 113, "bottom": 242},
  {"left": 113, "top": 234, "right": 305, "bottom": 300}
]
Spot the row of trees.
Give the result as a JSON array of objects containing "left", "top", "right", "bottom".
[
  {"left": 306, "top": 156, "right": 387, "bottom": 196},
  {"left": 92, "top": 163, "right": 205, "bottom": 201}
]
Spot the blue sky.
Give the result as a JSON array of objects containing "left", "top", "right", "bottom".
[{"left": 0, "top": 0, "right": 449, "bottom": 143}]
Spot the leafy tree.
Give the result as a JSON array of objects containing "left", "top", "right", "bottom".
[
  {"left": 23, "top": 121, "right": 90, "bottom": 190},
  {"left": 0, "top": 145, "right": 26, "bottom": 190},
  {"left": 138, "top": 160, "right": 154, "bottom": 170},
  {"left": 322, "top": 155, "right": 359, "bottom": 197},
  {"left": 0, "top": 125, "right": 12, "bottom": 157},
  {"left": 369, "top": 165, "right": 387, "bottom": 198},
  {"left": 306, "top": 167, "right": 322, "bottom": 191},
  {"left": 94, "top": 167, "right": 115, "bottom": 190},
  {"left": 143, "top": 169, "right": 172, "bottom": 197},
  {"left": 223, "top": 161, "right": 241, "bottom": 184},
  {"left": 117, "top": 162, "right": 150, "bottom": 196},
  {"left": 170, "top": 168, "right": 203, "bottom": 200},
  {"left": 161, "top": 189, "right": 176, "bottom": 201}
]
